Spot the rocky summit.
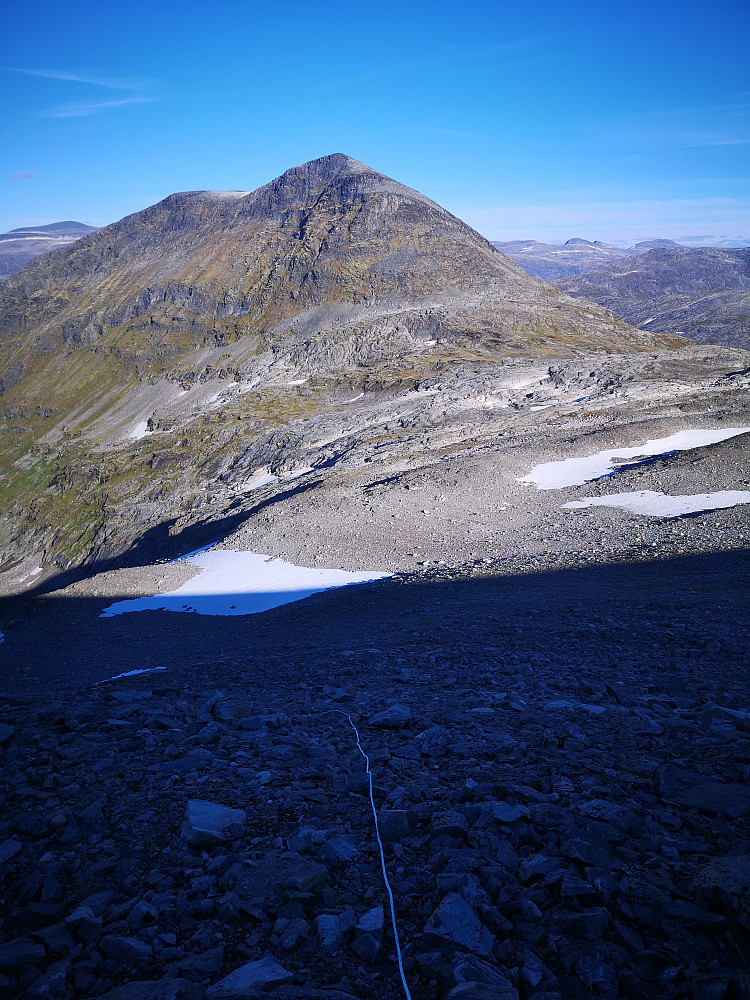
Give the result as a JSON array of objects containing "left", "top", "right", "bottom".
[
  {"left": 0, "top": 153, "right": 678, "bottom": 575},
  {"left": 0, "top": 155, "right": 749, "bottom": 1000}
]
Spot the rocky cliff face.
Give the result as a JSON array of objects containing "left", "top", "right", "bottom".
[{"left": 554, "top": 247, "right": 750, "bottom": 349}]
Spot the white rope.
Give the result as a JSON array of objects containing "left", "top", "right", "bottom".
[{"left": 306, "top": 708, "right": 413, "bottom": 1000}]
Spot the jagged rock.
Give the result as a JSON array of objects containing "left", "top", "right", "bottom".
[
  {"left": 34, "top": 922, "right": 76, "bottom": 957},
  {"left": 692, "top": 853, "right": 750, "bottom": 929},
  {"left": 207, "top": 956, "right": 293, "bottom": 997},
  {"left": 181, "top": 799, "right": 246, "bottom": 847},
  {"left": 575, "top": 955, "right": 618, "bottom": 997},
  {"left": 315, "top": 908, "right": 356, "bottom": 950},
  {"left": 65, "top": 904, "right": 101, "bottom": 943},
  {"left": 352, "top": 904, "right": 384, "bottom": 963},
  {"left": 178, "top": 945, "right": 225, "bottom": 977},
  {"left": 424, "top": 893, "right": 495, "bottom": 957},
  {"left": 432, "top": 810, "right": 470, "bottom": 840},
  {"left": 370, "top": 704, "right": 412, "bottom": 728},
  {"left": 278, "top": 918, "right": 310, "bottom": 952},
  {"left": 0, "top": 839, "right": 22, "bottom": 864},
  {"left": 452, "top": 955, "right": 518, "bottom": 994},
  {"left": 323, "top": 835, "right": 359, "bottom": 862},
  {"left": 23, "top": 959, "right": 73, "bottom": 1000},
  {"left": 0, "top": 937, "right": 46, "bottom": 970},
  {"left": 101, "top": 934, "right": 152, "bottom": 967},
  {"left": 659, "top": 764, "right": 750, "bottom": 818},
  {"left": 378, "top": 809, "right": 410, "bottom": 842},
  {"left": 491, "top": 802, "right": 530, "bottom": 823},
  {"left": 0, "top": 724, "right": 15, "bottom": 745}
]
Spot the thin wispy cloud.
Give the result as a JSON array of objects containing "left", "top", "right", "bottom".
[
  {"left": 9, "top": 68, "right": 144, "bottom": 91},
  {"left": 8, "top": 66, "right": 159, "bottom": 118},
  {"left": 40, "top": 96, "right": 157, "bottom": 119},
  {"left": 9, "top": 169, "right": 39, "bottom": 181}
]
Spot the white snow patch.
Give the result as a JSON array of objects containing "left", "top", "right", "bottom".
[
  {"left": 641, "top": 317, "right": 656, "bottom": 325},
  {"left": 518, "top": 427, "right": 750, "bottom": 489},
  {"left": 130, "top": 420, "right": 153, "bottom": 440},
  {"left": 96, "top": 666, "right": 167, "bottom": 684},
  {"left": 239, "top": 467, "right": 315, "bottom": 492},
  {"left": 100, "top": 550, "right": 391, "bottom": 618},
  {"left": 423, "top": 340, "right": 437, "bottom": 346},
  {"left": 281, "top": 467, "right": 315, "bottom": 480},
  {"left": 564, "top": 489, "right": 750, "bottom": 518},
  {"left": 19, "top": 566, "right": 43, "bottom": 584},
  {"left": 342, "top": 392, "right": 365, "bottom": 404},
  {"left": 244, "top": 471, "right": 279, "bottom": 490},
  {"left": 286, "top": 378, "right": 308, "bottom": 386}
]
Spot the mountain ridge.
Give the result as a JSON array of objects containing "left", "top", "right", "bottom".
[
  {"left": 554, "top": 246, "right": 750, "bottom": 349},
  {"left": 0, "top": 153, "right": 689, "bottom": 575}
]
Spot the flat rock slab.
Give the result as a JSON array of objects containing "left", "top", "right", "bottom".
[
  {"left": 182, "top": 799, "right": 246, "bottom": 847},
  {"left": 659, "top": 765, "right": 750, "bottom": 818},
  {"left": 207, "top": 955, "right": 293, "bottom": 997}
]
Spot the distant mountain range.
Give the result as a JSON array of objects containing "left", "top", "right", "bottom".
[
  {"left": 492, "top": 237, "right": 686, "bottom": 281},
  {"left": 554, "top": 247, "right": 750, "bottom": 350},
  {"left": 0, "top": 221, "right": 99, "bottom": 280}
]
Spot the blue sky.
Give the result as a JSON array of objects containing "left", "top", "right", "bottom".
[{"left": 2, "top": 0, "right": 748, "bottom": 245}]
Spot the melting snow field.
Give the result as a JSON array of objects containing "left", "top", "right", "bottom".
[
  {"left": 100, "top": 550, "right": 391, "bottom": 618},
  {"left": 129, "top": 420, "right": 153, "bottom": 440},
  {"left": 241, "top": 467, "right": 316, "bottom": 492},
  {"left": 519, "top": 428, "right": 750, "bottom": 489},
  {"left": 564, "top": 489, "right": 750, "bottom": 518}
]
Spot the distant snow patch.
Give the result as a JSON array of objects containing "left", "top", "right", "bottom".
[
  {"left": 286, "top": 378, "right": 308, "bottom": 386},
  {"left": 19, "top": 566, "right": 43, "bottom": 584},
  {"left": 130, "top": 421, "right": 153, "bottom": 440},
  {"left": 342, "top": 392, "right": 364, "bottom": 404},
  {"left": 96, "top": 666, "right": 167, "bottom": 684},
  {"left": 564, "top": 489, "right": 750, "bottom": 518},
  {"left": 100, "top": 550, "right": 390, "bottom": 618},
  {"left": 241, "top": 467, "right": 315, "bottom": 492},
  {"left": 519, "top": 427, "right": 750, "bottom": 489}
]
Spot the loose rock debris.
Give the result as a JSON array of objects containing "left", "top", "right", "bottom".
[{"left": 1, "top": 627, "right": 748, "bottom": 1000}]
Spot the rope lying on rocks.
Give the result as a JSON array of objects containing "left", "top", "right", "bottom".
[{"left": 309, "top": 708, "right": 413, "bottom": 1000}]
